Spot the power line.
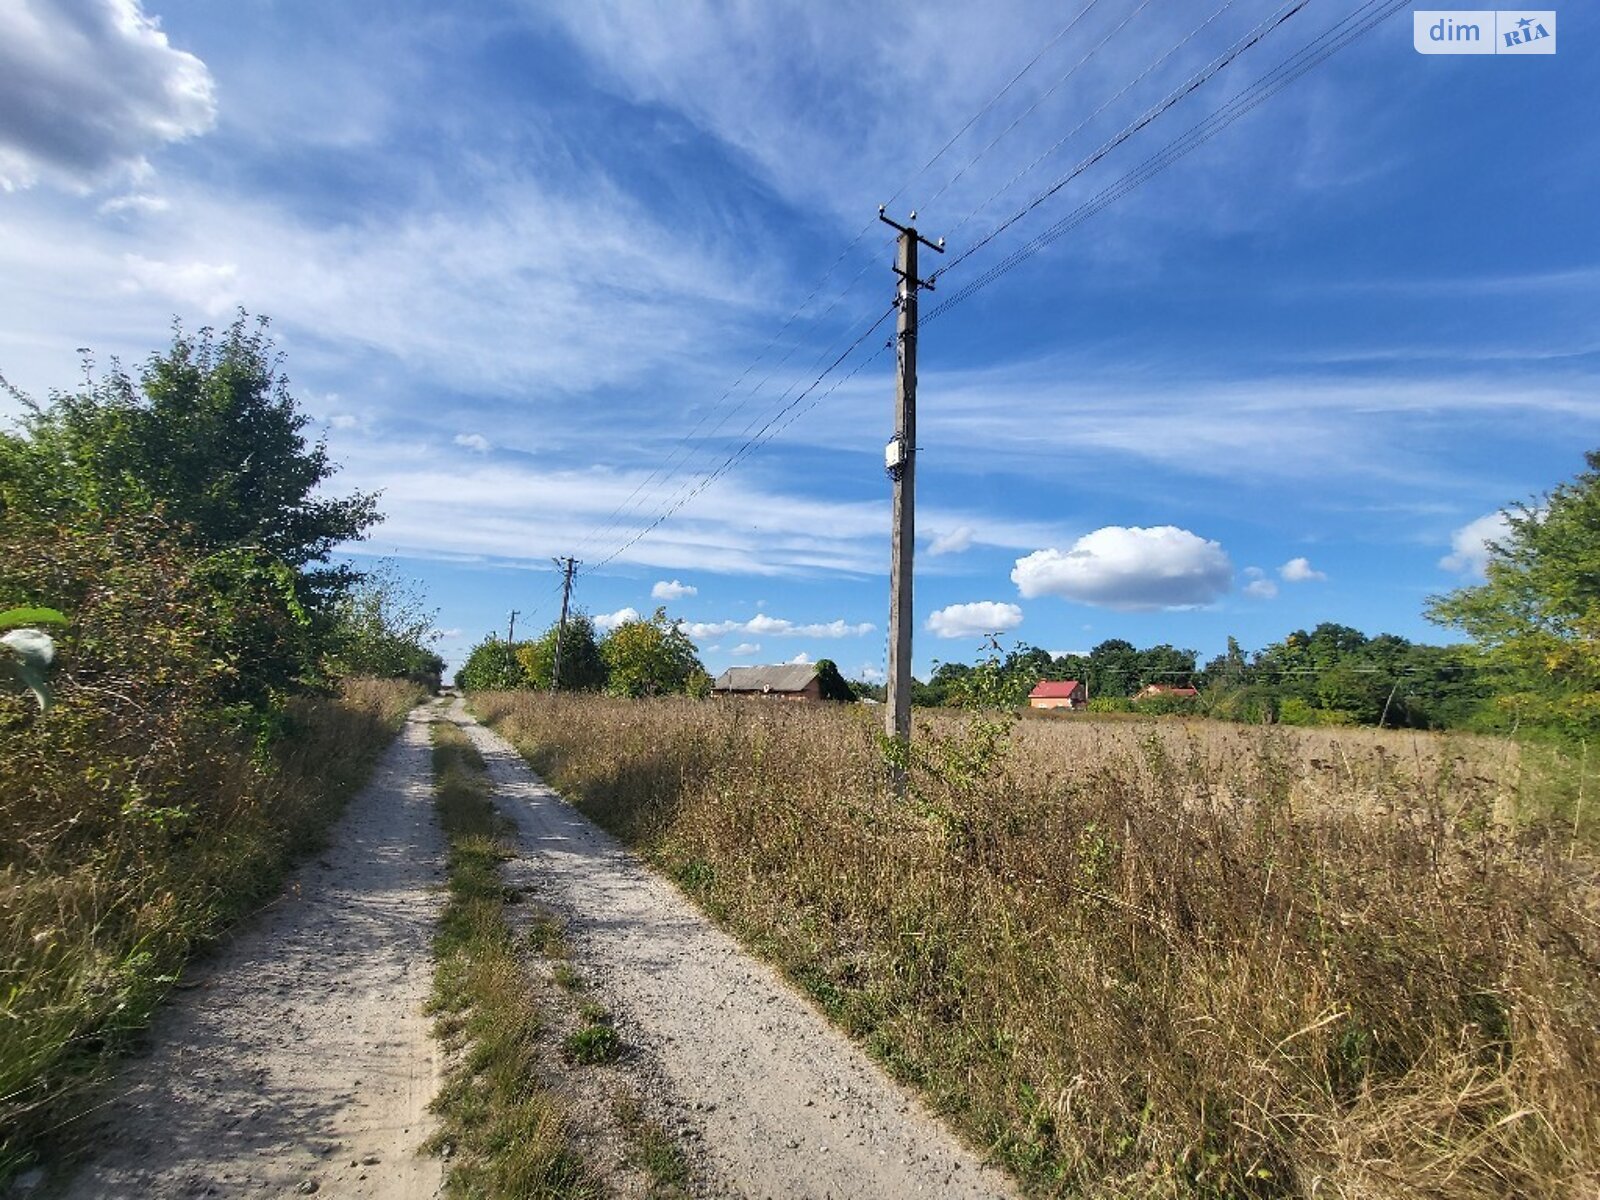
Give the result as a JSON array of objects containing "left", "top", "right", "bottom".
[
  {"left": 937, "top": 0, "right": 1317, "bottom": 282},
  {"left": 586, "top": 301, "right": 899, "bottom": 572},
  {"left": 932, "top": 0, "right": 1245, "bottom": 245},
  {"left": 919, "top": 0, "right": 1165, "bottom": 219},
  {"left": 570, "top": 2, "right": 1147, "bottom": 572},
  {"left": 926, "top": 0, "right": 1406, "bottom": 321},
  {"left": 576, "top": 0, "right": 1404, "bottom": 577}
]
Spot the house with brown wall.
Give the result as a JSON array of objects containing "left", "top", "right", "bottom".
[{"left": 712, "top": 664, "right": 823, "bottom": 701}]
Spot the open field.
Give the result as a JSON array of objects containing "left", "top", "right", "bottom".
[{"left": 475, "top": 691, "right": 1600, "bottom": 1199}]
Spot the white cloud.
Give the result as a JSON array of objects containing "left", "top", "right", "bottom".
[
  {"left": 730, "top": 642, "right": 760, "bottom": 656},
  {"left": 651, "top": 579, "right": 697, "bottom": 601},
  {"left": 1440, "top": 511, "right": 1513, "bottom": 576},
  {"left": 1012, "top": 526, "right": 1233, "bottom": 611},
  {"left": 682, "top": 614, "right": 873, "bottom": 640},
  {"left": 453, "top": 433, "right": 491, "bottom": 453},
  {"left": 120, "top": 253, "right": 238, "bottom": 316},
  {"left": 98, "top": 191, "right": 169, "bottom": 216},
  {"left": 1279, "top": 556, "right": 1327, "bottom": 583},
  {"left": 1244, "top": 578, "right": 1279, "bottom": 599},
  {"left": 926, "top": 601, "right": 1024, "bottom": 640},
  {"left": 329, "top": 413, "right": 361, "bottom": 431},
  {"left": 787, "top": 652, "right": 813, "bottom": 665},
  {"left": 928, "top": 525, "right": 974, "bottom": 557},
  {"left": 0, "top": 0, "right": 216, "bottom": 191},
  {"left": 592, "top": 606, "right": 640, "bottom": 633}
]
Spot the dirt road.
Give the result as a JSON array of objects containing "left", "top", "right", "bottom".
[
  {"left": 59, "top": 703, "right": 1013, "bottom": 1199},
  {"left": 456, "top": 703, "right": 1016, "bottom": 1200},
  {"left": 61, "top": 710, "right": 446, "bottom": 1200}
]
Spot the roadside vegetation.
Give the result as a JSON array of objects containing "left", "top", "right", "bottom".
[{"left": 0, "top": 314, "right": 438, "bottom": 1177}]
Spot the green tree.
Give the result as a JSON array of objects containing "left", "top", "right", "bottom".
[
  {"left": 1, "top": 313, "right": 378, "bottom": 603},
  {"left": 326, "top": 563, "right": 443, "bottom": 688},
  {"left": 1428, "top": 451, "right": 1600, "bottom": 735},
  {"left": 812, "top": 659, "right": 856, "bottom": 703},
  {"left": 599, "top": 609, "right": 705, "bottom": 697},
  {"left": 515, "top": 614, "right": 607, "bottom": 691},
  {"left": 457, "top": 637, "right": 529, "bottom": 691},
  {"left": 1088, "top": 638, "right": 1140, "bottom": 698}
]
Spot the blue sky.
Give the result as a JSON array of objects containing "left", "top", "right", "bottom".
[{"left": 2, "top": 1, "right": 1595, "bottom": 681}]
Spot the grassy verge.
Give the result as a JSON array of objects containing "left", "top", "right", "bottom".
[
  {"left": 473, "top": 690, "right": 1600, "bottom": 1200},
  {"left": 425, "top": 718, "right": 592, "bottom": 1198},
  {"left": 0, "top": 677, "right": 423, "bottom": 1178}
]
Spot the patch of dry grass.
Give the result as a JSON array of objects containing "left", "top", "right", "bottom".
[{"left": 475, "top": 692, "right": 1600, "bottom": 1199}]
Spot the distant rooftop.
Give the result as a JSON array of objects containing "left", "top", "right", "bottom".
[
  {"left": 1029, "top": 680, "right": 1083, "bottom": 698},
  {"left": 712, "top": 664, "right": 820, "bottom": 693}
]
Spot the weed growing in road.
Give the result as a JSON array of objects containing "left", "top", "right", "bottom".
[
  {"left": 562, "top": 1022, "right": 621, "bottom": 1066},
  {"left": 613, "top": 1092, "right": 691, "bottom": 1199},
  {"left": 477, "top": 690, "right": 1600, "bottom": 1200},
  {"left": 425, "top": 718, "right": 592, "bottom": 1199}
]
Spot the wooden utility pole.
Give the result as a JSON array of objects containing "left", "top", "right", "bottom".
[
  {"left": 550, "top": 557, "right": 579, "bottom": 690},
  {"left": 879, "top": 207, "right": 943, "bottom": 751}
]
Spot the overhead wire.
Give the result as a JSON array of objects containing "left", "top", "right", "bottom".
[
  {"left": 919, "top": 0, "right": 1165, "bottom": 219},
  {"left": 926, "top": 0, "right": 1408, "bottom": 321},
  {"left": 578, "top": 0, "right": 1405, "bottom": 577},
  {"left": 587, "top": 300, "right": 900, "bottom": 572},
  {"left": 569, "top": 2, "right": 1113, "bottom": 566},
  {"left": 931, "top": 0, "right": 1246, "bottom": 245},
  {"left": 935, "top": 0, "right": 1318, "bottom": 282},
  {"left": 571, "top": 2, "right": 1135, "bottom": 574}
]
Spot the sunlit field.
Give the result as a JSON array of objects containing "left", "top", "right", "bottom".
[{"left": 476, "top": 691, "right": 1599, "bottom": 1199}]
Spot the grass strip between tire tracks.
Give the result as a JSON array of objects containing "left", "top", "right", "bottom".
[{"left": 424, "top": 717, "right": 593, "bottom": 1199}]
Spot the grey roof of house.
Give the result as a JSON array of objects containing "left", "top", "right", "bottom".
[{"left": 712, "top": 664, "right": 819, "bottom": 693}]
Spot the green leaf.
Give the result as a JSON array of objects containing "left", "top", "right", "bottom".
[{"left": 0, "top": 606, "right": 68, "bottom": 630}]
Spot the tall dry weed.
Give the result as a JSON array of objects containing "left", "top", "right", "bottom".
[{"left": 476, "top": 692, "right": 1600, "bottom": 1199}]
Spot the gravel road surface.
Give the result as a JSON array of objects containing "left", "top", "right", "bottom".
[
  {"left": 455, "top": 702, "right": 1016, "bottom": 1200},
  {"left": 60, "top": 710, "right": 446, "bottom": 1200}
]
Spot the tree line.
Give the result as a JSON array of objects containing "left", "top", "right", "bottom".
[
  {"left": 852, "top": 449, "right": 1600, "bottom": 737},
  {"left": 456, "top": 608, "right": 713, "bottom": 697},
  {"left": 455, "top": 611, "right": 860, "bottom": 702}
]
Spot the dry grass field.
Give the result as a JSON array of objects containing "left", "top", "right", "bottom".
[{"left": 475, "top": 691, "right": 1600, "bottom": 1200}]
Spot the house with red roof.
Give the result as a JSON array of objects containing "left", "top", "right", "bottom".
[{"left": 1028, "top": 679, "right": 1086, "bottom": 710}]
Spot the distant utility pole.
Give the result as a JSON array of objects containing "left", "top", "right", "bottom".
[
  {"left": 505, "top": 609, "right": 520, "bottom": 677},
  {"left": 550, "top": 556, "right": 579, "bottom": 691},
  {"left": 879, "top": 206, "right": 943, "bottom": 753}
]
